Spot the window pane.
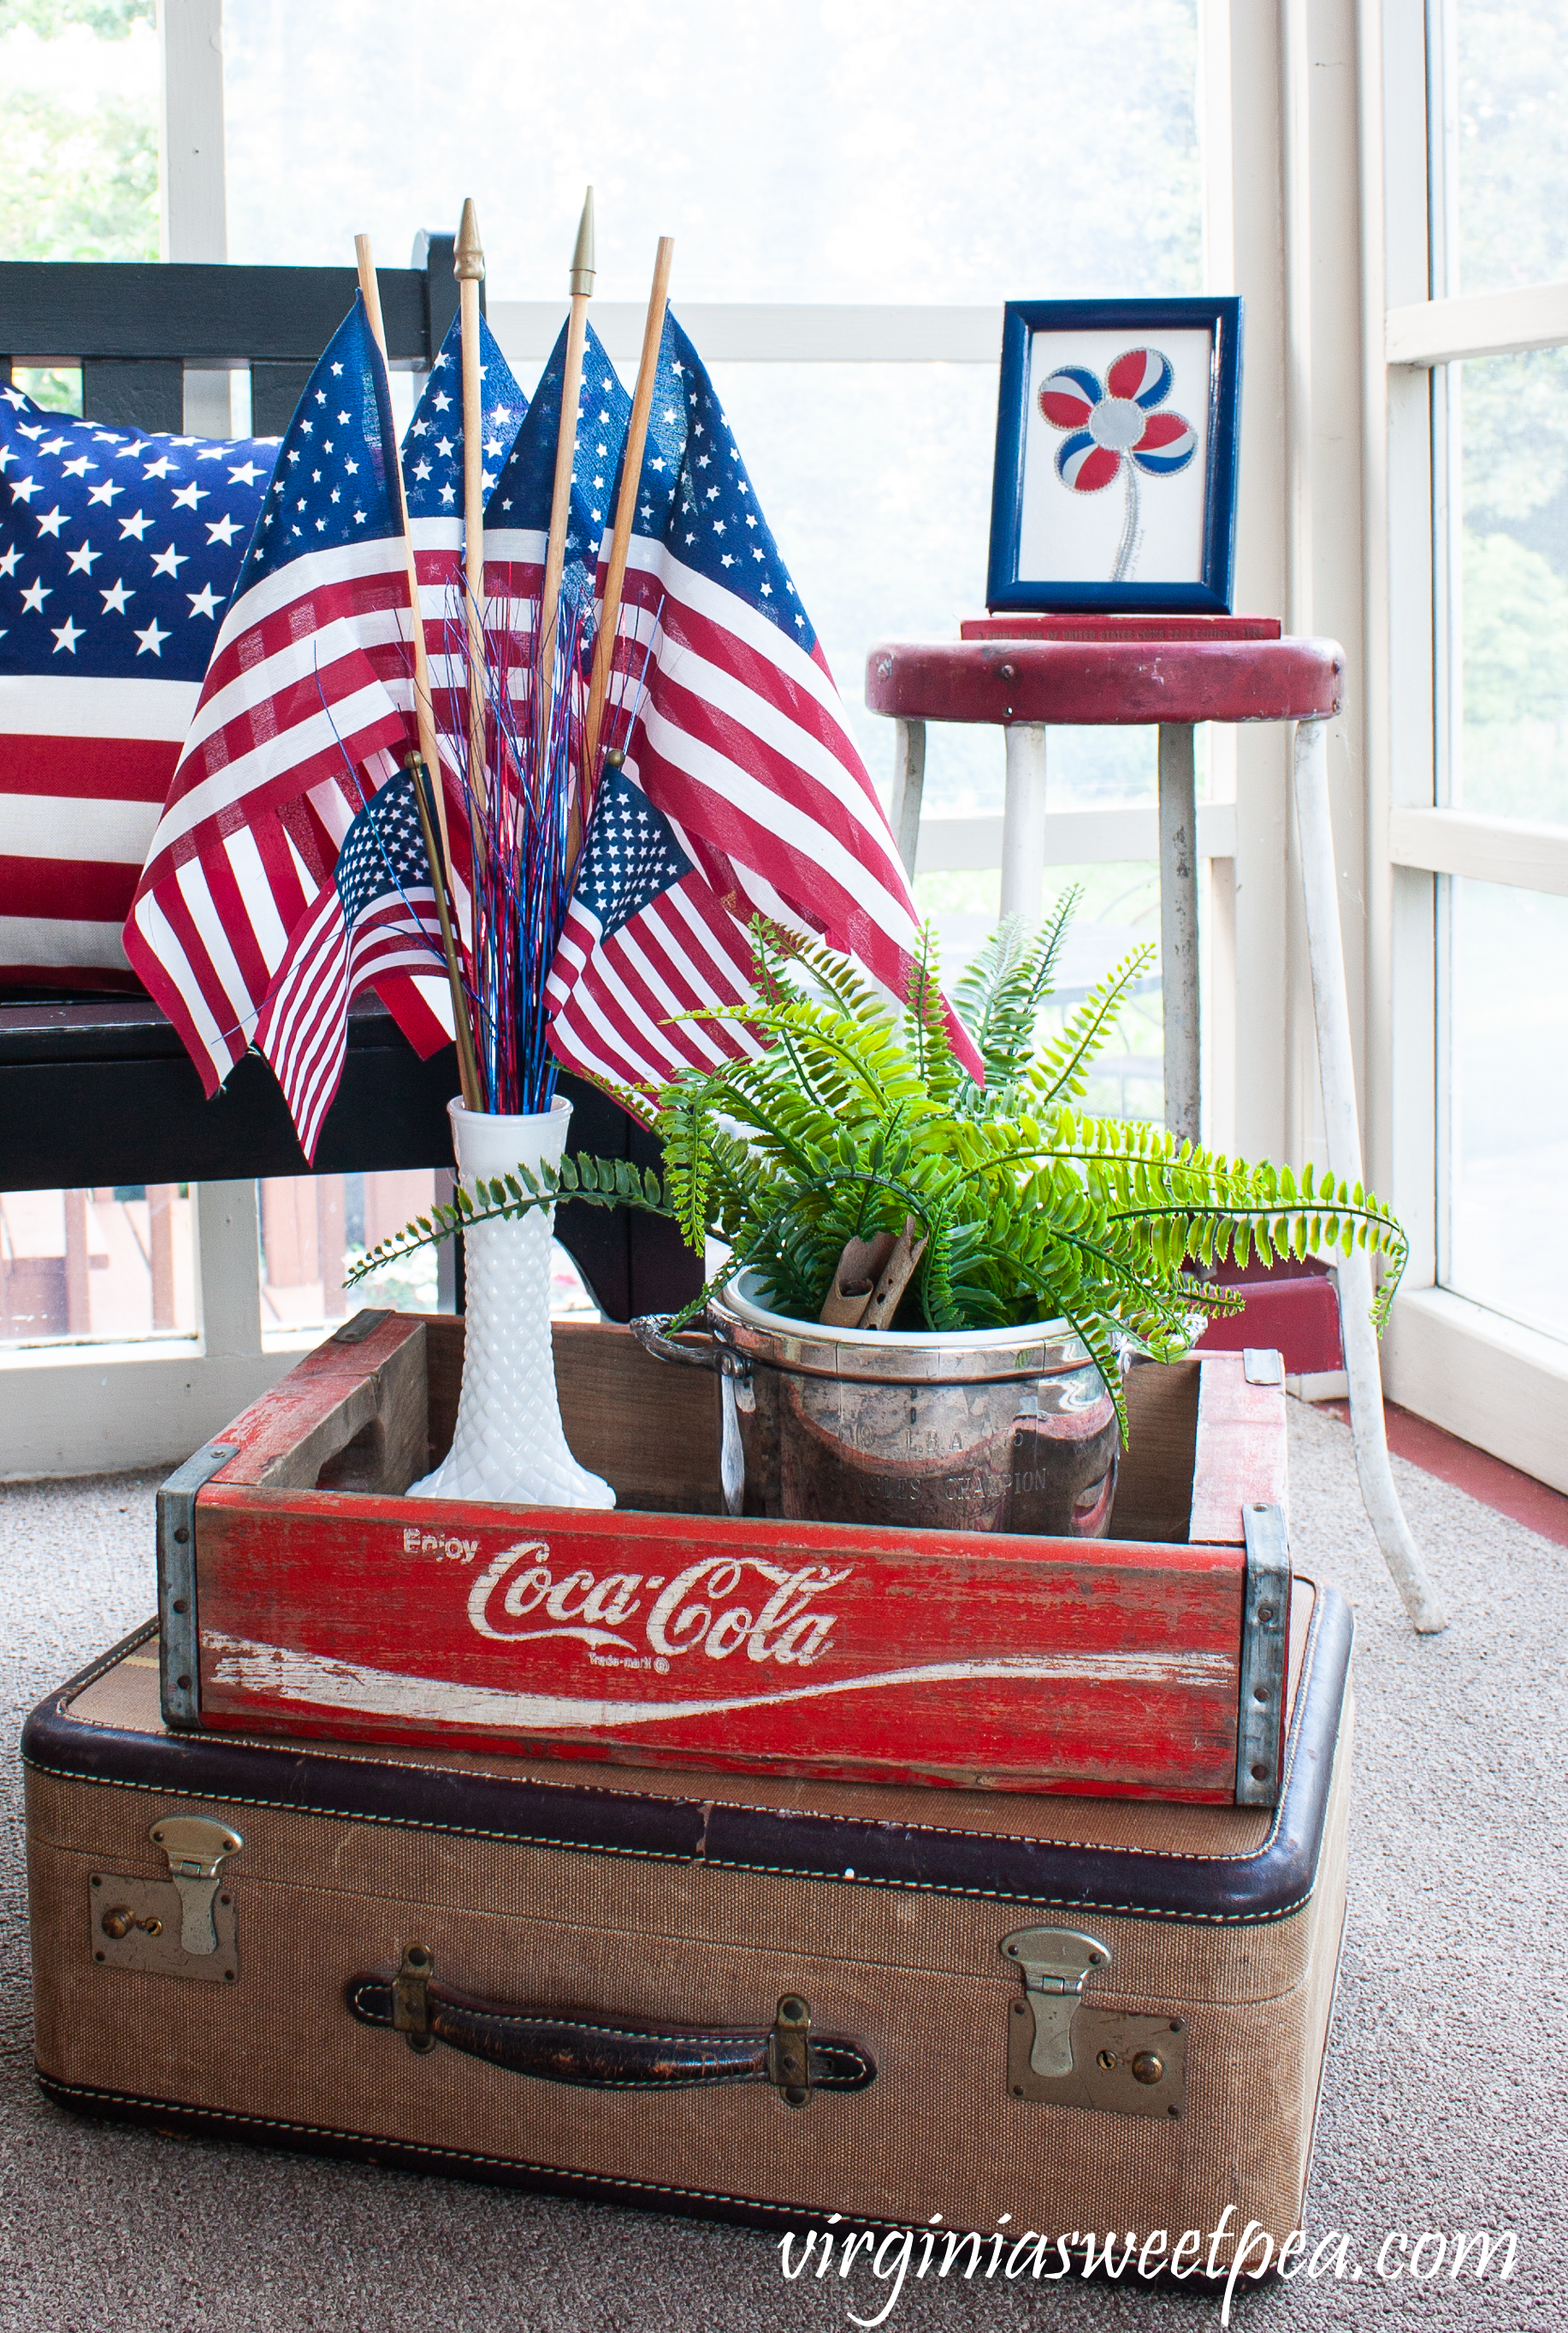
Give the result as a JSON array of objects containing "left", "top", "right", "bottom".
[
  {"left": 0, "top": 7, "right": 157, "bottom": 264},
  {"left": 1442, "top": 878, "right": 1568, "bottom": 1338},
  {"left": 1456, "top": 347, "right": 1568, "bottom": 820},
  {"left": 916, "top": 859, "right": 1166, "bottom": 1123},
  {"left": 1455, "top": 2, "right": 1568, "bottom": 295},
  {"left": 257, "top": 1172, "right": 598, "bottom": 1346},
  {"left": 0, "top": 1187, "right": 196, "bottom": 1349},
  {"left": 259, "top": 1171, "right": 441, "bottom": 1343},
  {"left": 223, "top": 2, "right": 1198, "bottom": 301}
]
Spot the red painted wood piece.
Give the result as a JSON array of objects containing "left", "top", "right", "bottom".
[
  {"left": 191, "top": 1495, "right": 1246, "bottom": 1799},
  {"left": 960, "top": 614, "right": 1283, "bottom": 642},
  {"left": 199, "top": 1311, "right": 431, "bottom": 1511},
  {"left": 864, "top": 635, "right": 1343, "bottom": 727},
  {"left": 1196, "top": 1256, "right": 1345, "bottom": 1377},
  {"left": 211, "top": 1311, "right": 427, "bottom": 1489},
  {"left": 175, "top": 1326, "right": 1290, "bottom": 1803},
  {"left": 1187, "top": 1359, "right": 1291, "bottom": 1548}
]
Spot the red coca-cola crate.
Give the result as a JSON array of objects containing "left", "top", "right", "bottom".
[{"left": 157, "top": 1312, "right": 1293, "bottom": 1805}]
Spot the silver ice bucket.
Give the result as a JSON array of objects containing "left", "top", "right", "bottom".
[{"left": 632, "top": 1270, "right": 1120, "bottom": 1537}]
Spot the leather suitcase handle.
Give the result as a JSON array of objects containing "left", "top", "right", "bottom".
[{"left": 346, "top": 1973, "right": 876, "bottom": 2096}]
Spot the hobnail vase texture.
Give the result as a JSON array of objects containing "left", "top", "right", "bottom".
[{"left": 407, "top": 1098, "right": 614, "bottom": 1508}]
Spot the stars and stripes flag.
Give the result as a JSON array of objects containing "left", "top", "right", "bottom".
[
  {"left": 404, "top": 306, "right": 525, "bottom": 767},
  {"left": 544, "top": 307, "right": 982, "bottom": 1095},
  {"left": 545, "top": 760, "right": 760, "bottom": 1093},
  {"left": 253, "top": 767, "right": 447, "bottom": 1160},
  {"left": 482, "top": 317, "right": 630, "bottom": 660},
  {"left": 0, "top": 382, "right": 274, "bottom": 990},
  {"left": 123, "top": 296, "right": 445, "bottom": 1096}
]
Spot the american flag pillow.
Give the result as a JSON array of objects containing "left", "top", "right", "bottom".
[{"left": 0, "top": 382, "right": 275, "bottom": 991}]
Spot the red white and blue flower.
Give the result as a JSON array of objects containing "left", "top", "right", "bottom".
[{"left": 1038, "top": 348, "right": 1196, "bottom": 494}]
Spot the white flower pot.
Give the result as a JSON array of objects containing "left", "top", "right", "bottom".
[{"left": 407, "top": 1097, "right": 614, "bottom": 1509}]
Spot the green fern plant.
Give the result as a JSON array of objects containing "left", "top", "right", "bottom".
[{"left": 347, "top": 900, "right": 1405, "bottom": 1433}]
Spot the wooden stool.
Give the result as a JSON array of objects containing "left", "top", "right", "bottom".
[{"left": 864, "top": 613, "right": 1446, "bottom": 1632}]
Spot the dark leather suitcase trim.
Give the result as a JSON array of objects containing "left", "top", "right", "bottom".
[
  {"left": 35, "top": 2070, "right": 878, "bottom": 2241},
  {"left": 34, "top": 2072, "right": 1287, "bottom": 2280},
  {"left": 21, "top": 1587, "right": 1352, "bottom": 1927}
]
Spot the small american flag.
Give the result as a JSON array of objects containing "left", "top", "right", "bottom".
[
  {"left": 253, "top": 767, "right": 446, "bottom": 1160},
  {"left": 398, "top": 307, "right": 526, "bottom": 1044},
  {"left": 405, "top": 305, "right": 525, "bottom": 757},
  {"left": 545, "top": 760, "right": 759, "bottom": 1094},
  {"left": 0, "top": 382, "right": 274, "bottom": 990},
  {"left": 580, "top": 310, "right": 980, "bottom": 1081},
  {"left": 124, "top": 295, "right": 437, "bottom": 1095},
  {"left": 483, "top": 318, "right": 629, "bottom": 648}
]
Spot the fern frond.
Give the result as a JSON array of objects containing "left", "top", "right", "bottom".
[
  {"left": 1028, "top": 940, "right": 1157, "bottom": 1109},
  {"left": 953, "top": 885, "right": 1085, "bottom": 1094},
  {"left": 342, "top": 1154, "right": 677, "bottom": 1289}
]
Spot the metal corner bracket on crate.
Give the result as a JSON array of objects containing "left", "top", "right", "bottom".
[
  {"left": 158, "top": 1440, "right": 240, "bottom": 1730},
  {"left": 1236, "top": 1501, "right": 1290, "bottom": 1806}
]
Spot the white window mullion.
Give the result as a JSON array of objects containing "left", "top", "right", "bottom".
[
  {"left": 1389, "top": 804, "right": 1568, "bottom": 891},
  {"left": 194, "top": 1180, "right": 263, "bottom": 1360}
]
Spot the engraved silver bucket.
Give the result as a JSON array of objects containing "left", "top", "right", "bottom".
[{"left": 631, "top": 1269, "right": 1120, "bottom": 1538}]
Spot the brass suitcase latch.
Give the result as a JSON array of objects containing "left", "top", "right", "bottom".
[
  {"left": 1002, "top": 1925, "right": 1107, "bottom": 2077},
  {"left": 1000, "top": 1924, "right": 1188, "bottom": 2121},
  {"left": 91, "top": 1815, "right": 244, "bottom": 1984}
]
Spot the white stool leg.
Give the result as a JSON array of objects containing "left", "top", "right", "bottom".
[
  {"left": 1158, "top": 723, "right": 1201, "bottom": 1146},
  {"left": 1293, "top": 715, "right": 1447, "bottom": 1632},
  {"left": 1001, "top": 723, "right": 1048, "bottom": 922},
  {"left": 890, "top": 718, "right": 926, "bottom": 879}
]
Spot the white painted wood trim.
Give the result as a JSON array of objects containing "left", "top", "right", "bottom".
[
  {"left": 999, "top": 726, "right": 1048, "bottom": 921},
  {"left": 913, "top": 801, "right": 1237, "bottom": 875},
  {"left": 1207, "top": 0, "right": 1290, "bottom": 1168},
  {"left": 0, "top": 1179, "right": 273, "bottom": 1479},
  {"left": 157, "top": 0, "right": 227, "bottom": 264},
  {"left": 1378, "top": 0, "right": 1441, "bottom": 1290},
  {"left": 1388, "top": 804, "right": 1568, "bottom": 894},
  {"left": 487, "top": 302, "right": 1003, "bottom": 368},
  {"left": 1382, "top": 1283, "right": 1568, "bottom": 1496},
  {"left": 0, "top": 1347, "right": 293, "bottom": 1483},
  {"left": 1386, "top": 281, "right": 1568, "bottom": 367},
  {"left": 195, "top": 1180, "right": 263, "bottom": 1357}
]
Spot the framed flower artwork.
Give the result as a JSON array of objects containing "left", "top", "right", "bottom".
[{"left": 985, "top": 297, "right": 1243, "bottom": 613}]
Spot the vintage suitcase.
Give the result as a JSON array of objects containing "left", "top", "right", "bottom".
[
  {"left": 155, "top": 1311, "right": 1293, "bottom": 1804},
  {"left": 24, "top": 1578, "right": 1352, "bottom": 2257}
]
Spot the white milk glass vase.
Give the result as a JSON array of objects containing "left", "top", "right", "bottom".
[{"left": 408, "top": 1096, "right": 614, "bottom": 1508}]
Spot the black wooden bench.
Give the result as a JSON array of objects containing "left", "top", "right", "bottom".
[{"left": 0, "top": 251, "right": 696, "bottom": 1321}]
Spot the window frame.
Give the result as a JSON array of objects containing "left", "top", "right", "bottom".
[
  {"left": 24, "top": 0, "right": 1568, "bottom": 1499},
  {"left": 1375, "top": 0, "right": 1568, "bottom": 1489}
]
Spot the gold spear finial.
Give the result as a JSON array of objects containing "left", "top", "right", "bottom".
[
  {"left": 569, "top": 186, "right": 595, "bottom": 297},
  {"left": 454, "top": 197, "right": 484, "bottom": 283}
]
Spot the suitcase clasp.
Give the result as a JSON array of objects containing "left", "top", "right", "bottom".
[
  {"left": 393, "top": 1944, "right": 436, "bottom": 2052},
  {"left": 999, "top": 1926, "right": 1110, "bottom": 2079},
  {"left": 766, "top": 1993, "right": 813, "bottom": 2107},
  {"left": 149, "top": 1815, "right": 244, "bottom": 1956}
]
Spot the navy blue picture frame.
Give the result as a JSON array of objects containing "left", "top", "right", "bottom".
[{"left": 985, "top": 296, "right": 1243, "bottom": 614}]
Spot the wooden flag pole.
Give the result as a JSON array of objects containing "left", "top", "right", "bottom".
[
  {"left": 355, "top": 236, "right": 449, "bottom": 856},
  {"left": 536, "top": 187, "right": 595, "bottom": 760},
  {"left": 355, "top": 231, "right": 482, "bottom": 1110},
  {"left": 582, "top": 234, "right": 674, "bottom": 784},
  {"left": 454, "top": 198, "right": 489, "bottom": 827}
]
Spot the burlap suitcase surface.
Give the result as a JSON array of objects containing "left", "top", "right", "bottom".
[{"left": 22, "top": 1580, "right": 1353, "bottom": 2253}]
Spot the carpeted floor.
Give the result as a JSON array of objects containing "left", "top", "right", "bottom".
[{"left": 0, "top": 1402, "right": 1562, "bottom": 2332}]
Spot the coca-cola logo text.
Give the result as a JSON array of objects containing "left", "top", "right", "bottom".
[{"left": 465, "top": 1543, "right": 849, "bottom": 1669}]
